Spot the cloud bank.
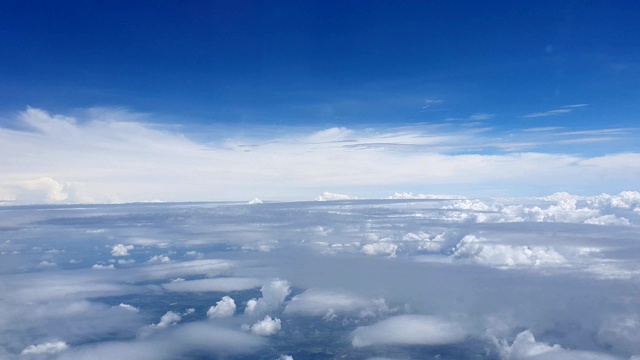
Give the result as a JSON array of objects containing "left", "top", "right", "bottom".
[{"left": 1, "top": 107, "right": 639, "bottom": 203}]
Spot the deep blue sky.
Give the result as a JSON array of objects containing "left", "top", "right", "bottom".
[{"left": 1, "top": 0, "right": 640, "bottom": 129}]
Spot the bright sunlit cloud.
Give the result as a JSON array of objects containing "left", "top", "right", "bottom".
[{"left": 1, "top": 107, "right": 639, "bottom": 204}]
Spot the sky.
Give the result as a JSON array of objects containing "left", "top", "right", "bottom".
[{"left": 1, "top": 0, "right": 640, "bottom": 203}]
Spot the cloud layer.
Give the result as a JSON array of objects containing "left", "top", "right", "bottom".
[
  {"left": 1, "top": 195, "right": 640, "bottom": 358},
  {"left": 1, "top": 107, "right": 639, "bottom": 203}
]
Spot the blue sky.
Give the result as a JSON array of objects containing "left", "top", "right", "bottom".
[
  {"left": 2, "top": 0, "right": 639, "bottom": 127},
  {"left": 1, "top": 1, "right": 640, "bottom": 202}
]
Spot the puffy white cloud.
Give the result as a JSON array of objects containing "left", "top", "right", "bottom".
[
  {"left": 244, "top": 280, "right": 291, "bottom": 316},
  {"left": 155, "top": 311, "right": 181, "bottom": 329},
  {"left": 362, "top": 242, "right": 398, "bottom": 257},
  {"left": 277, "top": 355, "right": 293, "bottom": 360},
  {"left": 111, "top": 244, "right": 134, "bottom": 256},
  {"left": 284, "top": 289, "right": 388, "bottom": 319},
  {"left": 139, "top": 311, "right": 182, "bottom": 337},
  {"left": 248, "top": 197, "right": 263, "bottom": 204},
  {"left": 207, "top": 296, "right": 236, "bottom": 318},
  {"left": 147, "top": 255, "right": 172, "bottom": 263},
  {"left": 351, "top": 315, "right": 466, "bottom": 347},
  {"left": 250, "top": 315, "right": 282, "bottom": 336},
  {"left": 21, "top": 341, "right": 69, "bottom": 354},
  {"left": 452, "top": 235, "right": 566, "bottom": 268}
]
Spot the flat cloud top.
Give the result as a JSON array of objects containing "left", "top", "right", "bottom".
[
  {"left": 351, "top": 315, "right": 467, "bottom": 347},
  {"left": 162, "top": 277, "right": 263, "bottom": 293}
]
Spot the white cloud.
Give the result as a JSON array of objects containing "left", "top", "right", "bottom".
[
  {"left": 207, "top": 296, "right": 236, "bottom": 318},
  {"left": 315, "top": 192, "right": 356, "bottom": 201},
  {"left": 118, "top": 303, "right": 140, "bottom": 313},
  {"left": 1, "top": 107, "right": 639, "bottom": 203},
  {"left": 250, "top": 315, "right": 282, "bottom": 336},
  {"left": 162, "top": 277, "right": 263, "bottom": 293},
  {"left": 147, "top": 255, "right": 172, "bottom": 263},
  {"left": 277, "top": 355, "right": 294, "bottom": 360},
  {"left": 284, "top": 289, "right": 388, "bottom": 319},
  {"left": 387, "top": 192, "right": 464, "bottom": 199},
  {"left": 244, "top": 280, "right": 291, "bottom": 316},
  {"left": 498, "top": 330, "right": 622, "bottom": 360},
  {"left": 91, "top": 264, "right": 115, "bottom": 270},
  {"left": 111, "top": 244, "right": 134, "bottom": 256},
  {"left": 155, "top": 311, "right": 181, "bottom": 329},
  {"left": 361, "top": 242, "right": 398, "bottom": 257},
  {"left": 133, "top": 259, "right": 234, "bottom": 281},
  {"left": 523, "top": 104, "right": 588, "bottom": 118},
  {"left": 21, "top": 341, "right": 69, "bottom": 354},
  {"left": 452, "top": 235, "right": 567, "bottom": 268},
  {"left": 351, "top": 315, "right": 466, "bottom": 347},
  {"left": 57, "top": 322, "right": 264, "bottom": 359}
]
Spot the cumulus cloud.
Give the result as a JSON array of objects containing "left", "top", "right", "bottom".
[
  {"left": 1, "top": 177, "right": 94, "bottom": 204},
  {"left": 361, "top": 242, "right": 398, "bottom": 257},
  {"left": 147, "top": 255, "right": 172, "bottom": 263},
  {"left": 155, "top": 311, "right": 181, "bottom": 329},
  {"left": 111, "top": 244, "right": 134, "bottom": 256},
  {"left": 207, "top": 296, "right": 236, "bottom": 318},
  {"left": 351, "top": 315, "right": 466, "bottom": 347},
  {"left": 21, "top": 341, "right": 69, "bottom": 354},
  {"left": 250, "top": 315, "right": 282, "bottom": 336},
  {"left": 498, "top": 330, "right": 622, "bottom": 360},
  {"left": 285, "top": 289, "right": 388, "bottom": 319},
  {"left": 452, "top": 235, "right": 566, "bottom": 268},
  {"left": 244, "top": 280, "right": 291, "bottom": 316}
]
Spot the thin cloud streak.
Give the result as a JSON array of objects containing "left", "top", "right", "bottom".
[{"left": 523, "top": 104, "right": 588, "bottom": 118}]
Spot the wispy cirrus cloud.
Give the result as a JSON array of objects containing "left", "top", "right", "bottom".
[{"left": 523, "top": 104, "right": 588, "bottom": 118}]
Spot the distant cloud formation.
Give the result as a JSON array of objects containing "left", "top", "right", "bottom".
[{"left": 1, "top": 107, "right": 639, "bottom": 204}]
